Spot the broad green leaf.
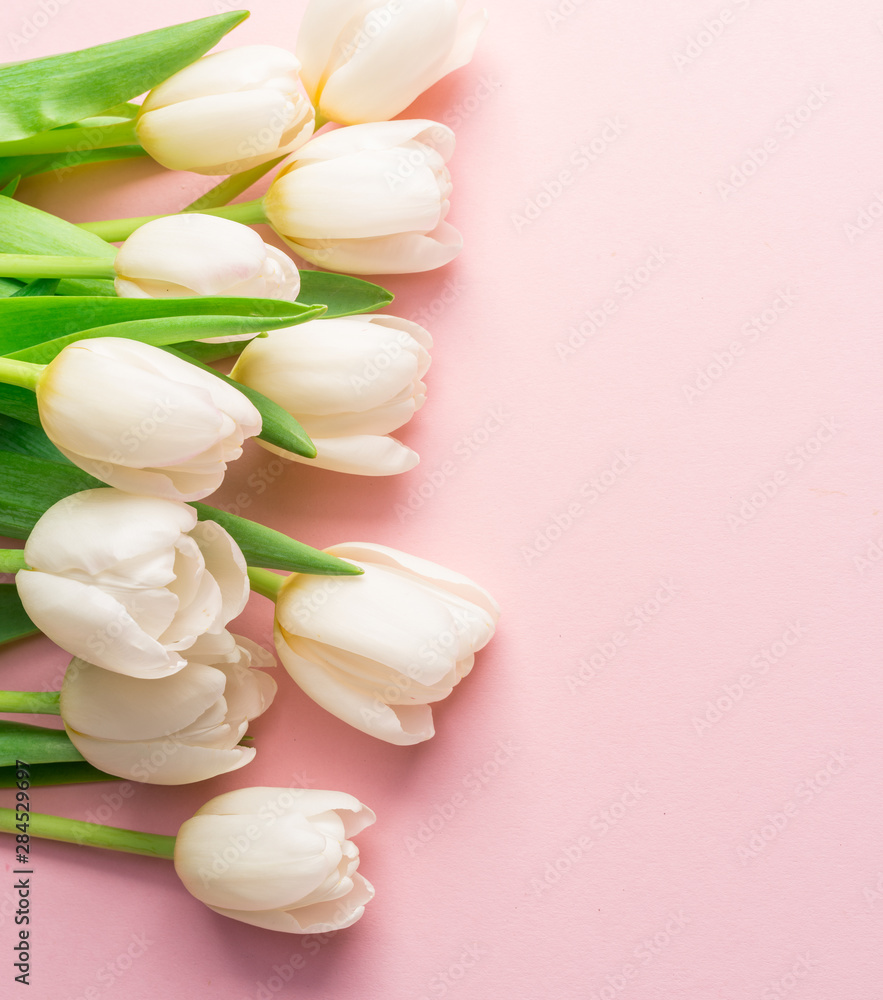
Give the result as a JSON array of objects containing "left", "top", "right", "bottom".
[
  {"left": 0, "top": 415, "right": 67, "bottom": 463},
  {"left": 10, "top": 278, "right": 59, "bottom": 297},
  {"left": 0, "top": 384, "right": 39, "bottom": 427},
  {"left": 298, "top": 270, "right": 394, "bottom": 317},
  {"left": 9, "top": 307, "right": 324, "bottom": 364},
  {"left": 0, "top": 761, "right": 118, "bottom": 786},
  {"left": 0, "top": 452, "right": 359, "bottom": 576},
  {"left": 191, "top": 504, "right": 361, "bottom": 576},
  {"left": 0, "top": 295, "right": 324, "bottom": 357},
  {"left": 0, "top": 278, "right": 23, "bottom": 297},
  {"left": 164, "top": 346, "right": 316, "bottom": 458},
  {"left": 173, "top": 273, "right": 395, "bottom": 362},
  {"left": 0, "top": 12, "right": 248, "bottom": 141},
  {"left": 0, "top": 146, "right": 148, "bottom": 187},
  {"left": 0, "top": 196, "right": 115, "bottom": 296},
  {"left": 0, "top": 585, "right": 39, "bottom": 644},
  {"left": 0, "top": 176, "right": 19, "bottom": 197},
  {"left": 0, "top": 721, "right": 84, "bottom": 767},
  {"left": 0, "top": 452, "right": 98, "bottom": 537}
]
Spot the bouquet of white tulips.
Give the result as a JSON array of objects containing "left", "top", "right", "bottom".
[{"left": 0, "top": 1, "right": 498, "bottom": 940}]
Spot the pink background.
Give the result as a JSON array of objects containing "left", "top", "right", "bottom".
[{"left": 2, "top": 0, "right": 883, "bottom": 997}]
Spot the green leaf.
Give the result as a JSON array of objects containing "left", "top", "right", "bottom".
[
  {"left": 0, "top": 761, "right": 118, "bottom": 786},
  {"left": 0, "top": 278, "right": 23, "bottom": 297},
  {"left": 0, "top": 295, "right": 324, "bottom": 357},
  {"left": 191, "top": 505, "right": 361, "bottom": 576},
  {"left": 10, "top": 278, "right": 59, "bottom": 298},
  {"left": 0, "top": 453, "right": 99, "bottom": 537},
  {"left": 0, "top": 384, "right": 40, "bottom": 427},
  {"left": 0, "top": 585, "right": 39, "bottom": 644},
  {"left": 164, "top": 347, "right": 317, "bottom": 459},
  {"left": 298, "top": 270, "right": 394, "bottom": 317},
  {"left": 0, "top": 176, "right": 19, "bottom": 197},
  {"left": 0, "top": 12, "right": 249, "bottom": 141},
  {"left": 0, "top": 721, "right": 84, "bottom": 767},
  {"left": 0, "top": 451, "right": 360, "bottom": 576},
  {"left": 0, "top": 196, "right": 115, "bottom": 296},
  {"left": 0, "top": 146, "right": 148, "bottom": 187},
  {"left": 0, "top": 415, "right": 67, "bottom": 463},
  {"left": 172, "top": 273, "right": 394, "bottom": 362}
]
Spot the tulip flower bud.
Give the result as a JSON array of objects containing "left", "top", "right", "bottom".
[
  {"left": 230, "top": 315, "right": 431, "bottom": 475},
  {"left": 297, "top": 0, "right": 488, "bottom": 126},
  {"left": 263, "top": 120, "right": 461, "bottom": 274},
  {"left": 114, "top": 214, "right": 300, "bottom": 302},
  {"left": 36, "top": 338, "right": 261, "bottom": 501},
  {"left": 174, "top": 787, "right": 376, "bottom": 932},
  {"left": 136, "top": 45, "right": 315, "bottom": 175},
  {"left": 16, "top": 489, "right": 250, "bottom": 678},
  {"left": 273, "top": 543, "right": 499, "bottom": 744},
  {"left": 60, "top": 637, "right": 277, "bottom": 785}
]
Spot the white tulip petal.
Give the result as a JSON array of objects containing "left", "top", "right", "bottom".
[
  {"left": 299, "top": 397, "right": 419, "bottom": 437},
  {"left": 296, "top": 0, "right": 380, "bottom": 98},
  {"left": 257, "top": 434, "right": 417, "bottom": 475},
  {"left": 275, "top": 625, "right": 435, "bottom": 744},
  {"left": 66, "top": 732, "right": 254, "bottom": 784},
  {"left": 189, "top": 520, "right": 250, "bottom": 625},
  {"left": 319, "top": 0, "right": 459, "bottom": 124},
  {"left": 60, "top": 660, "right": 226, "bottom": 741},
  {"left": 138, "top": 90, "right": 301, "bottom": 173},
  {"left": 328, "top": 541, "right": 501, "bottom": 620},
  {"left": 15, "top": 572, "right": 182, "bottom": 677},
  {"left": 269, "top": 150, "right": 444, "bottom": 240},
  {"left": 216, "top": 660, "right": 278, "bottom": 722},
  {"left": 115, "top": 215, "right": 270, "bottom": 297},
  {"left": 39, "top": 346, "right": 227, "bottom": 466},
  {"left": 286, "top": 221, "right": 462, "bottom": 274},
  {"left": 176, "top": 813, "right": 340, "bottom": 909},
  {"left": 437, "top": 8, "right": 488, "bottom": 78},
  {"left": 22, "top": 489, "right": 196, "bottom": 574},
  {"left": 288, "top": 119, "right": 451, "bottom": 163},
  {"left": 142, "top": 46, "right": 302, "bottom": 111}
]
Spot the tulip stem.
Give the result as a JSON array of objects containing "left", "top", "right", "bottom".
[
  {"left": 247, "top": 566, "right": 286, "bottom": 601},
  {"left": 0, "top": 254, "right": 117, "bottom": 280},
  {"left": 0, "top": 120, "right": 138, "bottom": 157},
  {"left": 0, "top": 691, "right": 60, "bottom": 714},
  {"left": 0, "top": 807, "right": 177, "bottom": 859},
  {"left": 79, "top": 199, "right": 270, "bottom": 243},
  {"left": 0, "top": 549, "right": 28, "bottom": 573},
  {"left": 0, "top": 357, "right": 43, "bottom": 391},
  {"left": 184, "top": 157, "right": 287, "bottom": 212}
]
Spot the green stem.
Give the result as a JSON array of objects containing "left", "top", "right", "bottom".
[
  {"left": 79, "top": 199, "right": 269, "bottom": 243},
  {"left": 0, "top": 807, "right": 176, "bottom": 859},
  {"left": 0, "top": 120, "right": 138, "bottom": 157},
  {"left": 185, "top": 157, "right": 286, "bottom": 212},
  {"left": 0, "top": 357, "right": 43, "bottom": 391},
  {"left": 0, "top": 549, "right": 28, "bottom": 573},
  {"left": 0, "top": 253, "right": 116, "bottom": 280},
  {"left": 0, "top": 691, "right": 60, "bottom": 714},
  {"left": 248, "top": 566, "right": 286, "bottom": 601}
]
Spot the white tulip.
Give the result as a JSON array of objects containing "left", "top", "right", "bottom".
[
  {"left": 263, "top": 120, "right": 461, "bottom": 274},
  {"left": 273, "top": 543, "right": 499, "bottom": 744},
  {"left": 16, "top": 489, "right": 249, "bottom": 678},
  {"left": 297, "top": 0, "right": 488, "bottom": 126},
  {"left": 230, "top": 315, "right": 431, "bottom": 475},
  {"left": 60, "top": 637, "right": 277, "bottom": 785},
  {"left": 174, "top": 787, "right": 375, "bottom": 932},
  {"left": 136, "top": 45, "right": 315, "bottom": 174},
  {"left": 114, "top": 214, "right": 300, "bottom": 303},
  {"left": 36, "top": 338, "right": 261, "bottom": 501}
]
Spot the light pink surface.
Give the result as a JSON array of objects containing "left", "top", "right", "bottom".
[{"left": 2, "top": 1, "right": 883, "bottom": 997}]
